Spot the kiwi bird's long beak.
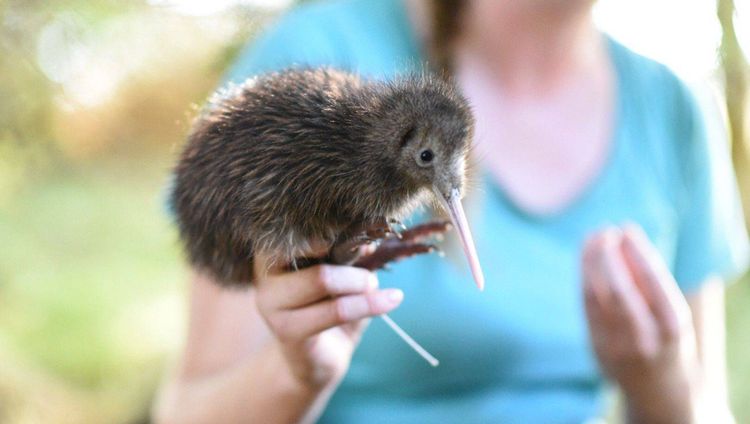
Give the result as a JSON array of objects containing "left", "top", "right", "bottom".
[{"left": 435, "top": 188, "right": 485, "bottom": 291}]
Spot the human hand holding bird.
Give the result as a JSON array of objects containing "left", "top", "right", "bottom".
[
  {"left": 253, "top": 242, "right": 402, "bottom": 390},
  {"left": 253, "top": 225, "right": 451, "bottom": 386}
]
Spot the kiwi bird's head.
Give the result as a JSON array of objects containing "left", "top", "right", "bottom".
[{"left": 366, "top": 74, "right": 484, "bottom": 291}]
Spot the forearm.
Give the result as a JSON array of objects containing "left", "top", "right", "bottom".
[{"left": 153, "top": 343, "right": 336, "bottom": 424}]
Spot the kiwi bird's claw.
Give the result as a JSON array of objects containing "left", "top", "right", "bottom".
[{"left": 388, "top": 218, "right": 408, "bottom": 231}]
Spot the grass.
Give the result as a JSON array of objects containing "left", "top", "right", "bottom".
[
  {"left": 0, "top": 151, "right": 748, "bottom": 423},
  {"left": 0, "top": 152, "right": 186, "bottom": 423},
  {"left": 727, "top": 277, "right": 750, "bottom": 421}
]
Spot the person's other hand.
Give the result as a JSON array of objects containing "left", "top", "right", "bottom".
[
  {"left": 582, "top": 225, "right": 698, "bottom": 423},
  {"left": 253, "top": 244, "right": 404, "bottom": 390}
]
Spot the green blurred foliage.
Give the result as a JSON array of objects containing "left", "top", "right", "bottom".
[
  {"left": 0, "top": 1, "right": 278, "bottom": 422},
  {"left": 0, "top": 1, "right": 748, "bottom": 423},
  {"left": 0, "top": 158, "right": 181, "bottom": 423}
]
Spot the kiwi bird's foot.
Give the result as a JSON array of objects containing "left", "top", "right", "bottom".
[
  {"left": 353, "top": 220, "right": 451, "bottom": 271},
  {"left": 353, "top": 239, "right": 436, "bottom": 270},
  {"left": 329, "top": 218, "right": 450, "bottom": 267}
]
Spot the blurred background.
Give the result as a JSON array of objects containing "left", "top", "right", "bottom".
[{"left": 0, "top": 0, "right": 748, "bottom": 423}]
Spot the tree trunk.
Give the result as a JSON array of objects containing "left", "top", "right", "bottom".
[{"left": 718, "top": 0, "right": 750, "bottom": 227}]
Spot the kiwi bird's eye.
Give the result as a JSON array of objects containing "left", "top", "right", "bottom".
[{"left": 420, "top": 149, "right": 434, "bottom": 164}]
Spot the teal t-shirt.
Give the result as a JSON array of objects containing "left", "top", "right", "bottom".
[{"left": 225, "top": 0, "right": 750, "bottom": 422}]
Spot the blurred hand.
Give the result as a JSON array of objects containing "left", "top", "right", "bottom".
[
  {"left": 253, "top": 244, "right": 403, "bottom": 390},
  {"left": 582, "top": 225, "right": 699, "bottom": 423}
]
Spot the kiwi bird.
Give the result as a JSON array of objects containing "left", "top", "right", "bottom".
[{"left": 170, "top": 67, "right": 484, "bottom": 290}]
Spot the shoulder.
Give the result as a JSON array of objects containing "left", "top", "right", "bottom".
[
  {"left": 225, "top": 0, "right": 409, "bottom": 82},
  {"left": 608, "top": 36, "right": 697, "bottom": 114},
  {"left": 607, "top": 36, "right": 727, "bottom": 204},
  {"left": 265, "top": 0, "right": 372, "bottom": 38},
  {"left": 608, "top": 36, "right": 712, "bottom": 156}
]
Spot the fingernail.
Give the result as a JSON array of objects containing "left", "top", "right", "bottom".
[
  {"left": 387, "top": 289, "right": 403, "bottom": 303},
  {"left": 375, "top": 289, "right": 403, "bottom": 310},
  {"left": 607, "top": 226, "right": 623, "bottom": 238},
  {"left": 602, "top": 229, "right": 621, "bottom": 248},
  {"left": 624, "top": 224, "right": 645, "bottom": 242}
]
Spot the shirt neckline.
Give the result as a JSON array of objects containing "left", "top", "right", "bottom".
[{"left": 482, "top": 35, "right": 628, "bottom": 224}]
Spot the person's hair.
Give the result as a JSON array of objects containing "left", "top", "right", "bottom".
[
  {"left": 427, "top": 0, "right": 465, "bottom": 75},
  {"left": 426, "top": 1, "right": 481, "bottom": 258}
]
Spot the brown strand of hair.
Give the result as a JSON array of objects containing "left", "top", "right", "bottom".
[{"left": 427, "top": 0, "right": 466, "bottom": 77}]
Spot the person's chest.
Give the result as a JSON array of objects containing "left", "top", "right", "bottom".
[{"left": 456, "top": 52, "right": 617, "bottom": 218}]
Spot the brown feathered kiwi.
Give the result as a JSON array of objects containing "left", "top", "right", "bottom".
[{"left": 170, "top": 67, "right": 483, "bottom": 289}]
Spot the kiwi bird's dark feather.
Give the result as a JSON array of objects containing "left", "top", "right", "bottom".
[{"left": 170, "top": 68, "right": 472, "bottom": 286}]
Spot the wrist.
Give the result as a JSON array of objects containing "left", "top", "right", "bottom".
[
  {"left": 254, "top": 344, "right": 317, "bottom": 404},
  {"left": 258, "top": 343, "right": 338, "bottom": 424},
  {"left": 625, "top": 398, "right": 693, "bottom": 424},
  {"left": 622, "top": 366, "right": 697, "bottom": 424},
  {"left": 272, "top": 339, "right": 349, "bottom": 400},
  {"left": 269, "top": 343, "right": 322, "bottom": 394},
  {"left": 275, "top": 340, "right": 346, "bottom": 390}
]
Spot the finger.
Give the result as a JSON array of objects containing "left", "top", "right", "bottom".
[
  {"left": 271, "top": 289, "right": 404, "bottom": 341},
  {"left": 263, "top": 264, "right": 378, "bottom": 309},
  {"left": 620, "top": 224, "right": 687, "bottom": 341},
  {"left": 582, "top": 230, "right": 633, "bottom": 349},
  {"left": 582, "top": 241, "right": 638, "bottom": 362},
  {"left": 341, "top": 317, "right": 371, "bottom": 340},
  {"left": 583, "top": 228, "right": 654, "bottom": 340},
  {"left": 582, "top": 230, "right": 612, "bottom": 307},
  {"left": 583, "top": 274, "right": 615, "bottom": 354},
  {"left": 582, "top": 271, "right": 606, "bottom": 327},
  {"left": 621, "top": 224, "right": 683, "bottom": 305}
]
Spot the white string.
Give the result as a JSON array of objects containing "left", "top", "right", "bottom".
[{"left": 380, "top": 314, "right": 439, "bottom": 367}]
